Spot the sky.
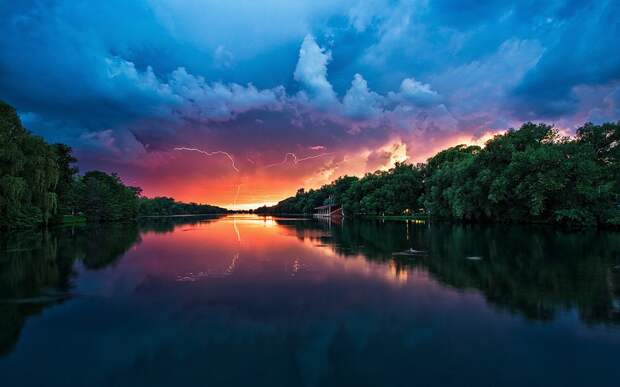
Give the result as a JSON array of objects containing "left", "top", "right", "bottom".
[{"left": 1, "top": 0, "right": 619, "bottom": 209}]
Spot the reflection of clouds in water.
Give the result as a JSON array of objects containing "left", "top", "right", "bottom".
[
  {"left": 386, "top": 262, "right": 409, "bottom": 283},
  {"left": 4, "top": 215, "right": 620, "bottom": 386},
  {"left": 176, "top": 253, "right": 240, "bottom": 281},
  {"left": 176, "top": 216, "right": 245, "bottom": 282}
]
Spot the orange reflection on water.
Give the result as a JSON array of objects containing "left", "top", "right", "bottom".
[{"left": 125, "top": 215, "right": 429, "bottom": 288}]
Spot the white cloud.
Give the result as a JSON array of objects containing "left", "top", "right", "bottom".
[
  {"left": 388, "top": 78, "right": 440, "bottom": 106},
  {"left": 105, "top": 57, "right": 283, "bottom": 121},
  {"left": 105, "top": 57, "right": 176, "bottom": 101},
  {"left": 168, "top": 67, "right": 284, "bottom": 121},
  {"left": 365, "top": 139, "right": 408, "bottom": 170},
  {"left": 290, "top": 36, "right": 455, "bottom": 132},
  {"left": 103, "top": 34, "right": 460, "bottom": 145},
  {"left": 343, "top": 73, "right": 384, "bottom": 118},
  {"left": 293, "top": 35, "right": 337, "bottom": 106}
]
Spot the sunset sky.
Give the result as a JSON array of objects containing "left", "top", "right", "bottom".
[{"left": 1, "top": 1, "right": 619, "bottom": 209}]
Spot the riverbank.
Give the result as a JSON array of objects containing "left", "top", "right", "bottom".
[{"left": 362, "top": 214, "right": 428, "bottom": 221}]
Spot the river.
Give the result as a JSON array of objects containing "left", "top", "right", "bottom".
[{"left": 1, "top": 215, "right": 619, "bottom": 386}]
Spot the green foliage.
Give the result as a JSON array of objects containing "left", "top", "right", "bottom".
[
  {"left": 0, "top": 101, "right": 137, "bottom": 227},
  {"left": 70, "top": 171, "right": 141, "bottom": 222},
  {"left": 2, "top": 97, "right": 618, "bottom": 228},
  {"left": 255, "top": 175, "right": 359, "bottom": 215},
  {"left": 259, "top": 163, "right": 425, "bottom": 216},
  {"left": 260, "top": 121, "right": 620, "bottom": 227},
  {"left": 52, "top": 143, "right": 79, "bottom": 216},
  {"left": 138, "top": 196, "right": 228, "bottom": 216},
  {"left": 344, "top": 163, "right": 425, "bottom": 215},
  {"left": 0, "top": 101, "right": 60, "bottom": 228},
  {"left": 2, "top": 101, "right": 229, "bottom": 227},
  {"left": 422, "top": 122, "right": 620, "bottom": 226}
]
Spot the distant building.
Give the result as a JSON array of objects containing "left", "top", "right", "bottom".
[{"left": 314, "top": 195, "right": 343, "bottom": 219}]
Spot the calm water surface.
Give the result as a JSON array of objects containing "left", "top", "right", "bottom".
[{"left": 1, "top": 215, "right": 619, "bottom": 386}]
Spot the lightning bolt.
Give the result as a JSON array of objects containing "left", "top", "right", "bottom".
[
  {"left": 233, "top": 218, "right": 241, "bottom": 243},
  {"left": 265, "top": 152, "right": 334, "bottom": 168},
  {"left": 233, "top": 184, "right": 241, "bottom": 210},
  {"left": 174, "top": 147, "right": 239, "bottom": 172},
  {"left": 225, "top": 253, "right": 240, "bottom": 274},
  {"left": 232, "top": 185, "right": 242, "bottom": 242}
]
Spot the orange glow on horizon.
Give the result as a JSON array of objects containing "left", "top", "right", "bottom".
[{"left": 132, "top": 130, "right": 505, "bottom": 209}]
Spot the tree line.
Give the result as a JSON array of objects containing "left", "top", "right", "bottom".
[
  {"left": 0, "top": 101, "right": 227, "bottom": 229},
  {"left": 256, "top": 122, "right": 620, "bottom": 227}
]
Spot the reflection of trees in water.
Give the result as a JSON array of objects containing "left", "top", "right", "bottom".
[
  {"left": 0, "top": 216, "right": 226, "bottom": 356},
  {"left": 76, "top": 223, "right": 141, "bottom": 270},
  {"left": 2, "top": 217, "right": 619, "bottom": 359},
  {"left": 137, "top": 215, "right": 226, "bottom": 234},
  {"left": 279, "top": 219, "right": 620, "bottom": 325},
  {"left": 421, "top": 226, "right": 620, "bottom": 325},
  {"left": 0, "top": 230, "right": 68, "bottom": 356},
  {"left": 0, "top": 223, "right": 142, "bottom": 356}
]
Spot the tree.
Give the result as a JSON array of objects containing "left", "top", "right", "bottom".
[
  {"left": 0, "top": 101, "right": 60, "bottom": 228},
  {"left": 74, "top": 171, "right": 141, "bottom": 222},
  {"left": 137, "top": 196, "right": 228, "bottom": 216},
  {"left": 260, "top": 121, "right": 619, "bottom": 227},
  {"left": 53, "top": 143, "right": 79, "bottom": 215}
]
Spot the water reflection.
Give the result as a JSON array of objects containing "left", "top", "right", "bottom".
[
  {"left": 137, "top": 214, "right": 226, "bottom": 234},
  {"left": 0, "top": 215, "right": 231, "bottom": 356},
  {"left": 0, "top": 223, "right": 142, "bottom": 355},
  {"left": 280, "top": 219, "right": 620, "bottom": 325},
  {"left": 0, "top": 215, "right": 619, "bottom": 387}
]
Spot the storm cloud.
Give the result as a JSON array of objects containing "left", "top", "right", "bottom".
[{"left": 1, "top": 0, "right": 618, "bottom": 207}]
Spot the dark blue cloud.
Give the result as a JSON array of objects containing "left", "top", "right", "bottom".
[
  {"left": 0, "top": 0, "right": 618, "bottom": 170},
  {"left": 511, "top": 0, "right": 620, "bottom": 118}
]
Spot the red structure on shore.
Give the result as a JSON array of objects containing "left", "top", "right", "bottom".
[{"left": 313, "top": 203, "right": 343, "bottom": 219}]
